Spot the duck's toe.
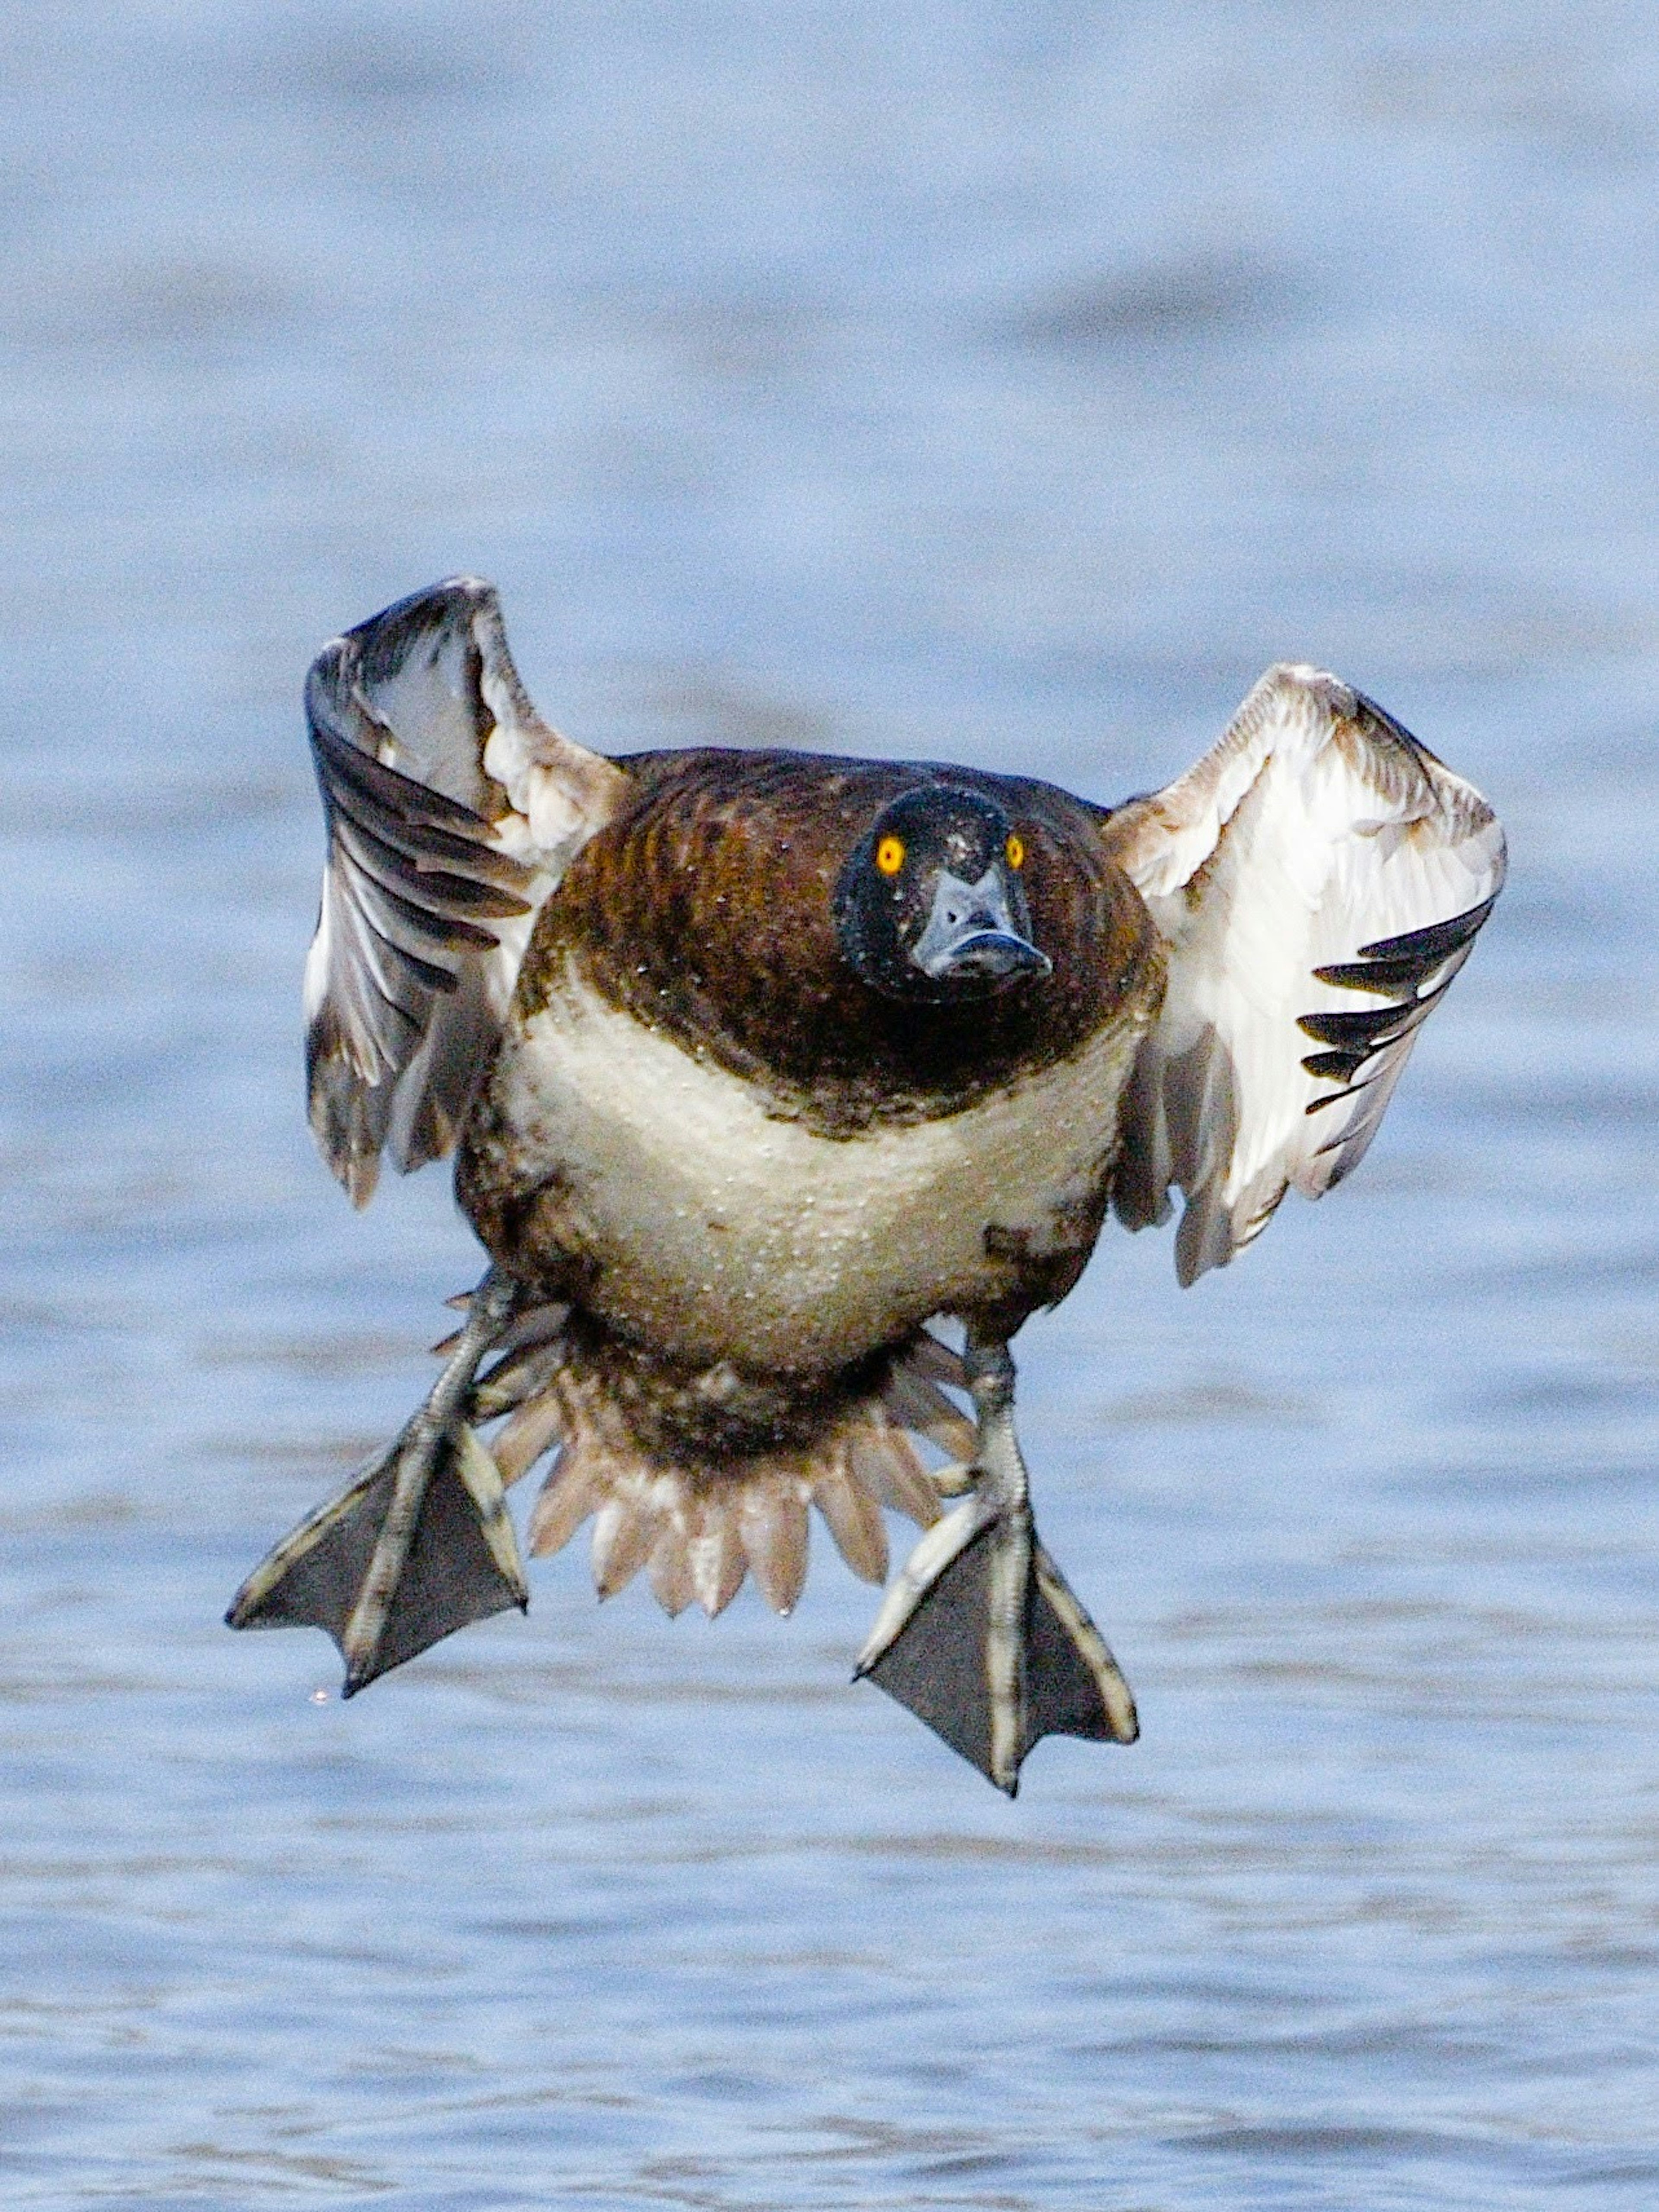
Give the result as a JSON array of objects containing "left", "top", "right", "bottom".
[
  {"left": 855, "top": 1501, "right": 1135, "bottom": 1793},
  {"left": 227, "top": 1419, "right": 528, "bottom": 1695}
]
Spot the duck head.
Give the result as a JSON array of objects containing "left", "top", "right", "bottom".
[{"left": 833, "top": 784, "right": 1053, "bottom": 1004}]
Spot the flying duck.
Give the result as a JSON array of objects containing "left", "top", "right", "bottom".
[{"left": 229, "top": 578, "right": 1505, "bottom": 1793}]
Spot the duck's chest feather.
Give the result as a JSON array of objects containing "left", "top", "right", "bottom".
[
  {"left": 517, "top": 749, "right": 1157, "bottom": 1131},
  {"left": 457, "top": 749, "right": 1163, "bottom": 1375},
  {"left": 464, "top": 959, "right": 1156, "bottom": 1375}
]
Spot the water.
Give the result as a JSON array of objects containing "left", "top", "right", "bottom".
[{"left": 3, "top": 3, "right": 1657, "bottom": 2204}]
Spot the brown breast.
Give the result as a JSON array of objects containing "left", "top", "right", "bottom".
[{"left": 515, "top": 748, "right": 1160, "bottom": 1135}]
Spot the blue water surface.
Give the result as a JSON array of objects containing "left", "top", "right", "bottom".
[{"left": 2, "top": 4, "right": 1657, "bottom": 2206}]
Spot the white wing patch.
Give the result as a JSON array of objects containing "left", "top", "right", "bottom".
[
  {"left": 1106, "top": 664, "right": 1505, "bottom": 1284},
  {"left": 303, "top": 577, "right": 627, "bottom": 1204}
]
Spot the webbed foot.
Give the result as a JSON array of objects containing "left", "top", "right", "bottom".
[
  {"left": 854, "top": 1333, "right": 1136, "bottom": 1793},
  {"left": 227, "top": 1269, "right": 528, "bottom": 1694}
]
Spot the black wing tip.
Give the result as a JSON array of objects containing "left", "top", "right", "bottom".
[
  {"left": 1304, "top": 897, "right": 1497, "bottom": 1053},
  {"left": 1299, "top": 889, "right": 1499, "bottom": 1087},
  {"left": 1351, "top": 890, "right": 1500, "bottom": 970}
]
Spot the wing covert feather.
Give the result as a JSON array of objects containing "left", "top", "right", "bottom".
[
  {"left": 302, "top": 577, "right": 627, "bottom": 1204},
  {"left": 1105, "top": 664, "right": 1504, "bottom": 1283}
]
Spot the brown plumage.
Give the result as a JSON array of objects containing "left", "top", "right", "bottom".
[
  {"left": 512, "top": 749, "right": 1156, "bottom": 1130},
  {"left": 445, "top": 745, "right": 1164, "bottom": 1590},
  {"left": 458, "top": 1297, "right": 972, "bottom": 1621},
  {"left": 229, "top": 577, "right": 1504, "bottom": 1794}
]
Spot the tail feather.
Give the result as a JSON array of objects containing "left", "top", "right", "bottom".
[
  {"left": 470, "top": 1323, "right": 969, "bottom": 1620},
  {"left": 590, "top": 1485, "right": 659, "bottom": 1598},
  {"left": 879, "top": 1362, "right": 976, "bottom": 1460},
  {"left": 849, "top": 1422, "right": 941, "bottom": 1526},
  {"left": 466, "top": 1303, "right": 572, "bottom": 1415},
  {"left": 739, "top": 1479, "right": 810, "bottom": 1614},
  {"left": 687, "top": 1501, "right": 747, "bottom": 1617},
  {"left": 524, "top": 1445, "right": 601, "bottom": 1557},
  {"left": 648, "top": 1525, "right": 696, "bottom": 1617},
  {"left": 810, "top": 1457, "right": 889, "bottom": 1584},
  {"left": 906, "top": 1330, "right": 967, "bottom": 1387},
  {"left": 492, "top": 1390, "right": 566, "bottom": 1484}
]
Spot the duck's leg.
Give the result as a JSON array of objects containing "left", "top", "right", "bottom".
[
  {"left": 854, "top": 1329, "right": 1137, "bottom": 1793},
  {"left": 227, "top": 1267, "right": 528, "bottom": 1695}
]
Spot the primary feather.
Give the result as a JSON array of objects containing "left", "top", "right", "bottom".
[
  {"left": 1105, "top": 663, "right": 1506, "bottom": 1282},
  {"left": 301, "top": 577, "right": 625, "bottom": 1203}
]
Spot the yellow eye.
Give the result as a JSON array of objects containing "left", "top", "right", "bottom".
[
  {"left": 1005, "top": 833, "right": 1025, "bottom": 870},
  {"left": 876, "top": 835, "right": 906, "bottom": 876}
]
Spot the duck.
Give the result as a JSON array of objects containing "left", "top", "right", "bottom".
[{"left": 228, "top": 576, "right": 1505, "bottom": 1793}]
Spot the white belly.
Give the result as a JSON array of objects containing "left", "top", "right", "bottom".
[{"left": 496, "top": 966, "right": 1143, "bottom": 1373}]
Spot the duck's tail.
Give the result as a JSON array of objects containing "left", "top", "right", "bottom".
[{"left": 461, "top": 1305, "right": 977, "bottom": 1620}]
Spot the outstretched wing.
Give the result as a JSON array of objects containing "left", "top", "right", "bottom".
[
  {"left": 302, "top": 577, "right": 628, "bottom": 1205},
  {"left": 1105, "top": 663, "right": 1505, "bottom": 1285}
]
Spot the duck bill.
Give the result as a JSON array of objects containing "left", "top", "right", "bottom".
[
  {"left": 923, "top": 928, "right": 1052, "bottom": 983},
  {"left": 912, "top": 867, "right": 1053, "bottom": 985}
]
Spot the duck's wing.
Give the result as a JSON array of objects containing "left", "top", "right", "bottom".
[
  {"left": 302, "top": 577, "right": 628, "bottom": 1205},
  {"left": 1103, "top": 663, "right": 1505, "bottom": 1285}
]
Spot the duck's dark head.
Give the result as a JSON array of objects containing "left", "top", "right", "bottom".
[{"left": 833, "top": 784, "right": 1053, "bottom": 1004}]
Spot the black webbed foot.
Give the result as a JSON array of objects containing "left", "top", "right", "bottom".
[
  {"left": 226, "top": 1269, "right": 527, "bottom": 1693},
  {"left": 854, "top": 1331, "right": 1136, "bottom": 1792}
]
